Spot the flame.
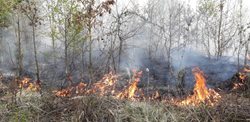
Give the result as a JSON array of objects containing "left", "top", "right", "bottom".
[
  {"left": 115, "top": 70, "right": 143, "bottom": 100},
  {"left": 230, "top": 55, "right": 250, "bottom": 91},
  {"left": 53, "top": 68, "right": 222, "bottom": 105},
  {"left": 54, "top": 70, "right": 144, "bottom": 101},
  {"left": 232, "top": 82, "right": 245, "bottom": 90},
  {"left": 149, "top": 91, "right": 161, "bottom": 100},
  {"left": 85, "top": 72, "right": 117, "bottom": 96},
  {"left": 54, "top": 72, "right": 117, "bottom": 97},
  {"left": 232, "top": 69, "right": 248, "bottom": 91},
  {"left": 239, "top": 72, "right": 247, "bottom": 80},
  {"left": 54, "top": 87, "right": 73, "bottom": 97},
  {"left": 19, "top": 77, "right": 30, "bottom": 88},
  {"left": 180, "top": 67, "right": 221, "bottom": 106},
  {"left": 54, "top": 82, "right": 87, "bottom": 97},
  {"left": 153, "top": 91, "right": 160, "bottom": 99},
  {"left": 76, "top": 82, "right": 87, "bottom": 94},
  {"left": 19, "top": 77, "right": 41, "bottom": 92}
]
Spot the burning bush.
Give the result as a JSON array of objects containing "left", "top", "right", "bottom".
[
  {"left": 231, "top": 67, "right": 250, "bottom": 91},
  {"left": 180, "top": 67, "right": 221, "bottom": 106},
  {"left": 18, "top": 77, "right": 41, "bottom": 92},
  {"left": 115, "top": 70, "right": 143, "bottom": 100}
]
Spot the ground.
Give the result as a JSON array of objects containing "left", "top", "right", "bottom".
[{"left": 0, "top": 82, "right": 249, "bottom": 122}]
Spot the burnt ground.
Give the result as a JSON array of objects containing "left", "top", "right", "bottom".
[{"left": 0, "top": 66, "right": 250, "bottom": 121}]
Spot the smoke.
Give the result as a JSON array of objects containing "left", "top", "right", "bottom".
[
  {"left": 119, "top": 43, "right": 239, "bottom": 88},
  {"left": 0, "top": 0, "right": 246, "bottom": 88},
  {"left": 171, "top": 48, "right": 239, "bottom": 88}
]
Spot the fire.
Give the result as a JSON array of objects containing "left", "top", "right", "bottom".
[
  {"left": 180, "top": 67, "right": 221, "bottom": 106},
  {"left": 54, "top": 87, "right": 73, "bottom": 97},
  {"left": 85, "top": 72, "right": 117, "bottom": 96},
  {"left": 115, "top": 70, "right": 142, "bottom": 100},
  {"left": 232, "top": 66, "right": 249, "bottom": 91},
  {"left": 54, "top": 72, "right": 117, "bottom": 97},
  {"left": 76, "top": 82, "right": 87, "bottom": 94},
  {"left": 232, "top": 82, "right": 245, "bottom": 90},
  {"left": 53, "top": 71, "right": 143, "bottom": 101},
  {"left": 149, "top": 91, "right": 161, "bottom": 100},
  {"left": 19, "top": 77, "right": 30, "bottom": 88},
  {"left": 54, "top": 82, "right": 87, "bottom": 97},
  {"left": 53, "top": 68, "right": 223, "bottom": 105},
  {"left": 239, "top": 72, "right": 247, "bottom": 80},
  {"left": 19, "top": 77, "right": 41, "bottom": 92}
]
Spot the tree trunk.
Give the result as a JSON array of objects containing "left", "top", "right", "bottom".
[
  {"left": 51, "top": 24, "right": 56, "bottom": 66},
  {"left": 217, "top": 0, "right": 223, "bottom": 58},
  {"left": 244, "top": 35, "right": 250, "bottom": 66},
  {"left": 238, "top": 0, "right": 243, "bottom": 70},
  {"left": 32, "top": 25, "right": 40, "bottom": 82},
  {"left": 88, "top": 20, "right": 93, "bottom": 84},
  {"left": 118, "top": 35, "right": 123, "bottom": 71},
  {"left": 167, "top": 13, "right": 172, "bottom": 70},
  {"left": 17, "top": 15, "right": 23, "bottom": 78},
  {"left": 64, "top": 17, "right": 70, "bottom": 86},
  {"left": 81, "top": 41, "right": 85, "bottom": 82}
]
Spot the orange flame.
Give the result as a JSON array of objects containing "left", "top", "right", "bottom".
[
  {"left": 232, "top": 69, "right": 249, "bottom": 91},
  {"left": 149, "top": 91, "right": 161, "bottom": 100},
  {"left": 54, "top": 87, "right": 73, "bottom": 97},
  {"left": 54, "top": 82, "right": 87, "bottom": 97},
  {"left": 54, "top": 72, "right": 117, "bottom": 97},
  {"left": 54, "top": 71, "right": 145, "bottom": 101},
  {"left": 180, "top": 67, "right": 221, "bottom": 106},
  {"left": 115, "top": 70, "right": 143, "bottom": 100},
  {"left": 19, "top": 77, "right": 41, "bottom": 92},
  {"left": 239, "top": 72, "right": 247, "bottom": 81},
  {"left": 85, "top": 72, "right": 117, "bottom": 96},
  {"left": 232, "top": 82, "right": 245, "bottom": 90}
]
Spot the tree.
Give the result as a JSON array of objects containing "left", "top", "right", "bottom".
[
  {"left": 0, "top": 0, "right": 25, "bottom": 78},
  {"left": 0, "top": 0, "right": 13, "bottom": 64},
  {"left": 20, "top": 0, "right": 42, "bottom": 84},
  {"left": 198, "top": 0, "right": 238, "bottom": 58},
  {"left": 197, "top": 0, "right": 218, "bottom": 58},
  {"left": 46, "top": 0, "right": 58, "bottom": 66},
  {"left": 77, "top": 0, "right": 114, "bottom": 82},
  {"left": 53, "top": 0, "right": 79, "bottom": 86},
  {"left": 142, "top": 0, "right": 186, "bottom": 70}
]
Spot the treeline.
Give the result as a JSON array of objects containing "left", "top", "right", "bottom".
[{"left": 0, "top": 0, "right": 249, "bottom": 85}]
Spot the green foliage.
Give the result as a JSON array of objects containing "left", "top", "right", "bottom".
[
  {"left": 0, "top": 0, "right": 13, "bottom": 27},
  {"left": 0, "top": 0, "right": 24, "bottom": 27},
  {"left": 49, "top": 0, "right": 88, "bottom": 51},
  {"left": 14, "top": 110, "right": 28, "bottom": 122}
]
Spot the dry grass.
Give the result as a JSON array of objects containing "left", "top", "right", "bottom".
[
  {"left": 0, "top": 90, "right": 249, "bottom": 122},
  {"left": 0, "top": 75, "right": 250, "bottom": 122}
]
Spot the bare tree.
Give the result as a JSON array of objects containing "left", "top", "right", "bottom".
[{"left": 20, "top": 0, "right": 42, "bottom": 84}]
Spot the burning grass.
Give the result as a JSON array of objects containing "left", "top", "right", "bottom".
[
  {"left": 18, "top": 77, "right": 41, "bottom": 92},
  {"left": 53, "top": 70, "right": 144, "bottom": 101},
  {"left": 180, "top": 67, "right": 221, "bottom": 106},
  {"left": 53, "top": 68, "right": 222, "bottom": 107},
  {"left": 0, "top": 67, "right": 249, "bottom": 121},
  {"left": 232, "top": 67, "right": 250, "bottom": 92}
]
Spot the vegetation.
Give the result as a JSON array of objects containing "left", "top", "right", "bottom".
[
  {"left": 0, "top": 92, "right": 249, "bottom": 122},
  {"left": 0, "top": 0, "right": 250, "bottom": 121}
]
